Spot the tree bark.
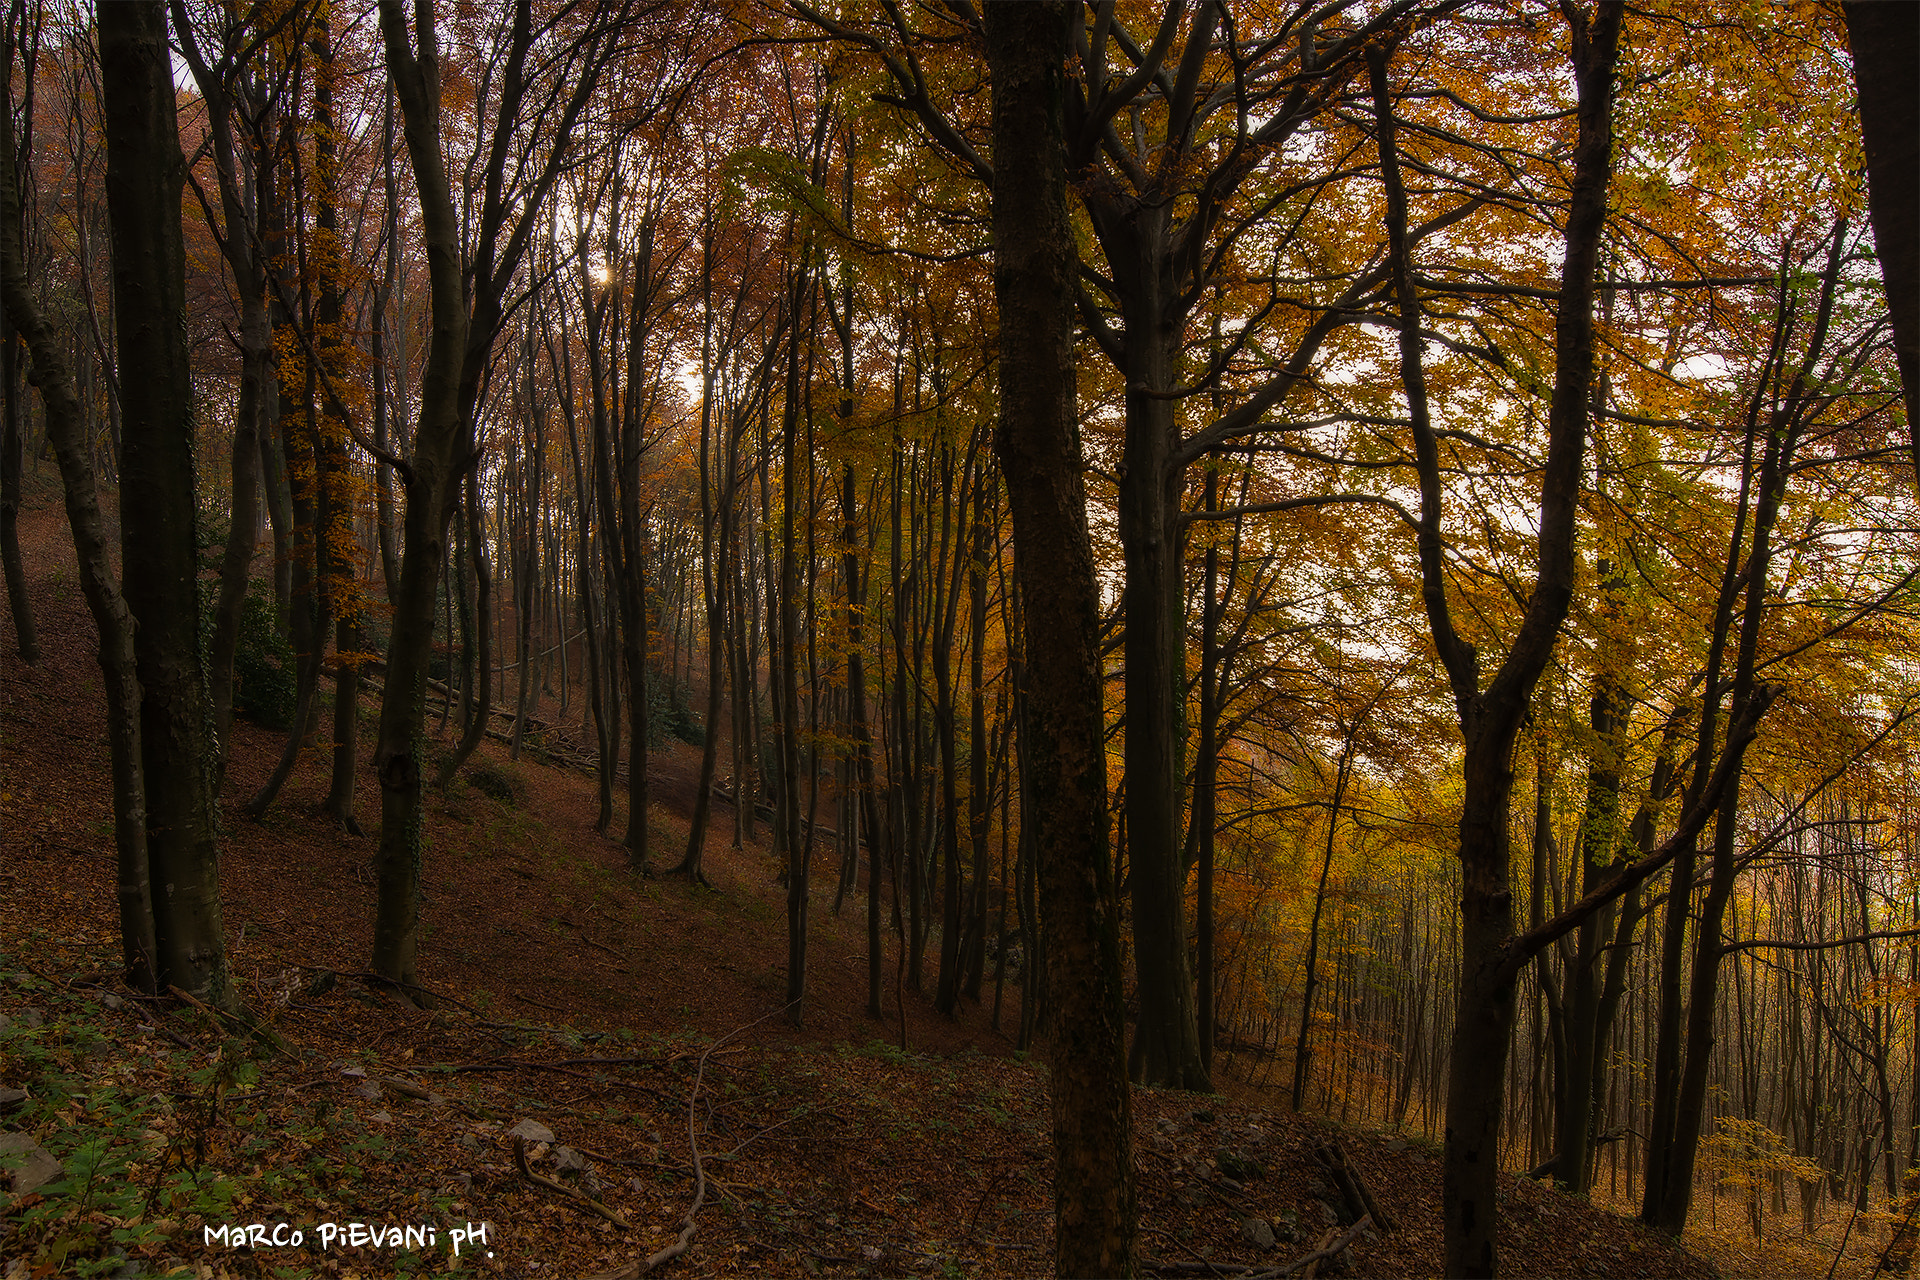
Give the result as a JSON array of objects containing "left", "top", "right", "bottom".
[
  {"left": 1368, "top": 9, "right": 1622, "bottom": 1273},
  {"left": 101, "top": 0, "right": 231, "bottom": 1006},
  {"left": 371, "top": 0, "right": 475, "bottom": 993},
  {"left": 1841, "top": 2, "right": 1919, "bottom": 474},
  {"left": 0, "top": 41, "right": 153, "bottom": 990},
  {"left": 987, "top": 4, "right": 1138, "bottom": 1273}
]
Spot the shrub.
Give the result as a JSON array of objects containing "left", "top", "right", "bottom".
[
  {"left": 646, "top": 666, "right": 704, "bottom": 748},
  {"left": 232, "top": 580, "right": 297, "bottom": 730}
]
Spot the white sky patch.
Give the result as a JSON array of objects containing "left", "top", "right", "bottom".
[{"left": 1673, "top": 352, "right": 1733, "bottom": 383}]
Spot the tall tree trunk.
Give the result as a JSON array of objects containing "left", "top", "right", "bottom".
[
  {"left": 1, "top": 289, "right": 34, "bottom": 663},
  {"left": 312, "top": 5, "right": 362, "bottom": 832},
  {"left": 677, "top": 246, "right": 725, "bottom": 880},
  {"left": 963, "top": 470, "right": 992, "bottom": 1000},
  {"left": 779, "top": 264, "right": 810, "bottom": 1019},
  {"left": 1368, "top": 11, "right": 1622, "bottom": 1273},
  {"left": 436, "top": 470, "right": 492, "bottom": 785},
  {"left": 0, "top": 46, "right": 153, "bottom": 989},
  {"left": 101, "top": 0, "right": 230, "bottom": 1006},
  {"left": 1114, "top": 237, "right": 1209, "bottom": 1088},
  {"left": 371, "top": 0, "right": 475, "bottom": 994},
  {"left": 987, "top": 4, "right": 1138, "bottom": 1271},
  {"left": 1840, "top": 2, "right": 1918, "bottom": 472},
  {"left": 170, "top": 0, "right": 270, "bottom": 764},
  {"left": 619, "top": 233, "right": 655, "bottom": 870}
]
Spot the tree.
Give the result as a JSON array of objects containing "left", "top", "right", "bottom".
[
  {"left": 1368, "top": 6, "right": 1621, "bottom": 1273},
  {"left": 102, "top": 0, "right": 232, "bottom": 1007},
  {"left": 1840, "top": 2, "right": 1918, "bottom": 470},
  {"left": 0, "top": 1, "right": 32, "bottom": 665},
  {"left": 0, "top": 0, "right": 153, "bottom": 990},
  {"left": 371, "top": 0, "right": 633, "bottom": 992},
  {"left": 987, "top": 3, "right": 1137, "bottom": 1273}
]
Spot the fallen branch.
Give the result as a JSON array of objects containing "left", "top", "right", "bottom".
[
  {"left": 1143, "top": 1223, "right": 1245, "bottom": 1276},
  {"left": 1311, "top": 1141, "right": 1396, "bottom": 1232},
  {"left": 584, "top": 1001, "right": 799, "bottom": 1280},
  {"left": 286, "top": 963, "right": 489, "bottom": 1017},
  {"left": 1268, "top": 1215, "right": 1371, "bottom": 1280},
  {"left": 513, "top": 1135, "right": 632, "bottom": 1229},
  {"left": 167, "top": 984, "right": 291, "bottom": 1057}
]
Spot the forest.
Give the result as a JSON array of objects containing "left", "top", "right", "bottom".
[{"left": 0, "top": 0, "right": 1916, "bottom": 1277}]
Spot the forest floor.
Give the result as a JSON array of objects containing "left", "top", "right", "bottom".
[{"left": 0, "top": 487, "right": 1893, "bottom": 1279}]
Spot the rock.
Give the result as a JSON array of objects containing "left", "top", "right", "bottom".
[
  {"left": 508, "top": 1118, "right": 556, "bottom": 1145},
  {"left": 1215, "top": 1174, "right": 1246, "bottom": 1195},
  {"left": 368, "top": 1110, "right": 393, "bottom": 1124},
  {"left": 1217, "top": 1149, "right": 1266, "bottom": 1180},
  {"left": 1314, "top": 1198, "right": 1340, "bottom": 1226},
  {"left": 0, "top": 1131, "right": 65, "bottom": 1195},
  {"left": 18, "top": 1008, "right": 44, "bottom": 1029},
  {"left": 1385, "top": 1138, "right": 1408, "bottom": 1152},
  {"left": 554, "top": 1146, "right": 588, "bottom": 1175},
  {"left": 1241, "top": 1216, "right": 1276, "bottom": 1250},
  {"left": 101, "top": 994, "right": 125, "bottom": 1011},
  {"left": 353, "top": 1079, "right": 382, "bottom": 1101},
  {"left": 459, "top": 1132, "right": 483, "bottom": 1153},
  {"left": 339, "top": 1065, "right": 366, "bottom": 1078},
  {"left": 0, "top": 1088, "right": 26, "bottom": 1109}
]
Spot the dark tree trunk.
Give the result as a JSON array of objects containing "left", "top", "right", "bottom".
[
  {"left": 1367, "top": 10, "right": 1622, "bottom": 1273},
  {"left": 963, "top": 472, "right": 992, "bottom": 1000},
  {"left": 0, "top": 47, "right": 154, "bottom": 989},
  {"left": 312, "top": 11, "right": 361, "bottom": 832},
  {"left": 101, "top": 0, "right": 231, "bottom": 1006},
  {"left": 677, "top": 244, "right": 725, "bottom": 880},
  {"left": 371, "top": 0, "right": 475, "bottom": 993},
  {"left": 1841, "top": 2, "right": 1919, "bottom": 472},
  {"left": 1112, "top": 233, "right": 1209, "bottom": 1090},
  {"left": 779, "top": 264, "right": 811, "bottom": 1019},
  {"left": 987, "top": 4, "right": 1138, "bottom": 1272},
  {"left": 619, "top": 235, "right": 655, "bottom": 871},
  {"left": 1, "top": 294, "right": 34, "bottom": 663},
  {"left": 436, "top": 472, "right": 493, "bottom": 785}
]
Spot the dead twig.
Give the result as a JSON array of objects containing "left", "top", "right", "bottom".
[
  {"left": 1142, "top": 1225, "right": 1243, "bottom": 1277},
  {"left": 584, "top": 1001, "right": 799, "bottom": 1280},
  {"left": 513, "top": 1135, "right": 633, "bottom": 1228},
  {"left": 1264, "top": 1214, "right": 1371, "bottom": 1280}
]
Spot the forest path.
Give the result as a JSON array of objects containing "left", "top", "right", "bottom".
[{"left": 0, "top": 489, "right": 1863, "bottom": 1278}]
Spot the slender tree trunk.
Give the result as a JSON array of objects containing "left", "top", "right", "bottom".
[
  {"left": 780, "top": 265, "right": 810, "bottom": 1018},
  {"left": 436, "top": 471, "right": 493, "bottom": 785},
  {"left": 677, "top": 252, "right": 724, "bottom": 879},
  {"left": 0, "top": 50, "right": 153, "bottom": 989},
  {"left": 1, "top": 296, "right": 35, "bottom": 663},
  {"left": 1367, "top": 11, "right": 1622, "bottom": 1273},
  {"left": 313, "top": 7, "right": 361, "bottom": 831},
  {"left": 371, "top": 0, "right": 474, "bottom": 993},
  {"left": 963, "top": 471, "right": 991, "bottom": 1000}
]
